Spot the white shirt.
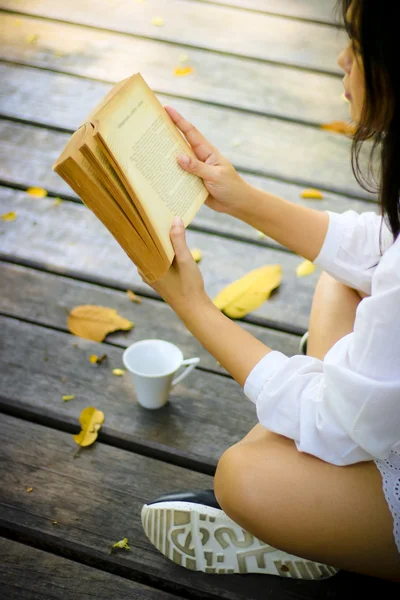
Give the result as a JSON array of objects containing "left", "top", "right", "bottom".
[{"left": 244, "top": 209, "right": 400, "bottom": 465}]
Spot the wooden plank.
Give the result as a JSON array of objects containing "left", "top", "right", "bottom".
[
  {"left": 0, "top": 188, "right": 322, "bottom": 331},
  {"left": 194, "top": 0, "right": 339, "bottom": 25},
  {"left": 0, "top": 64, "right": 375, "bottom": 200},
  {"left": 0, "top": 262, "right": 302, "bottom": 363},
  {"left": 0, "top": 415, "right": 394, "bottom": 597},
  {"left": 0, "top": 0, "right": 347, "bottom": 74},
  {"left": 0, "top": 13, "right": 348, "bottom": 126},
  {"left": 0, "top": 314, "right": 255, "bottom": 468},
  {"left": 0, "top": 538, "right": 185, "bottom": 600},
  {"left": 0, "top": 119, "right": 378, "bottom": 252}
]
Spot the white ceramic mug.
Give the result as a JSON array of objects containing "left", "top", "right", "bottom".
[{"left": 122, "top": 339, "right": 200, "bottom": 409}]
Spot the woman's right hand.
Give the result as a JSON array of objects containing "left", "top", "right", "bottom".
[{"left": 165, "top": 105, "right": 251, "bottom": 217}]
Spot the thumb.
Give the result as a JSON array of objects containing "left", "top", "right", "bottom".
[
  {"left": 177, "top": 154, "right": 212, "bottom": 179},
  {"left": 170, "top": 216, "right": 193, "bottom": 263}
]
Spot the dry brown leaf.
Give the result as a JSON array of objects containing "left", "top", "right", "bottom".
[
  {"left": 321, "top": 120, "right": 356, "bottom": 136},
  {"left": 300, "top": 188, "right": 324, "bottom": 199},
  {"left": 1, "top": 211, "right": 17, "bottom": 222},
  {"left": 26, "top": 187, "right": 48, "bottom": 198},
  {"left": 126, "top": 289, "right": 142, "bottom": 304},
  {"left": 68, "top": 305, "right": 134, "bottom": 342},
  {"left": 73, "top": 407, "right": 104, "bottom": 447}
]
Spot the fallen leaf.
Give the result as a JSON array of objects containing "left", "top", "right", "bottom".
[
  {"left": 68, "top": 305, "right": 134, "bottom": 342},
  {"left": 26, "top": 487, "right": 33, "bottom": 493},
  {"left": 126, "top": 289, "right": 142, "bottom": 304},
  {"left": 321, "top": 120, "right": 356, "bottom": 136},
  {"left": 151, "top": 16, "right": 164, "bottom": 26},
  {"left": 296, "top": 259, "right": 316, "bottom": 277},
  {"left": 300, "top": 188, "right": 324, "bottom": 199},
  {"left": 112, "top": 537, "right": 130, "bottom": 550},
  {"left": 25, "top": 34, "right": 39, "bottom": 44},
  {"left": 52, "top": 521, "right": 60, "bottom": 526},
  {"left": 26, "top": 186, "right": 48, "bottom": 198},
  {"left": 173, "top": 66, "right": 194, "bottom": 77},
  {"left": 213, "top": 265, "right": 282, "bottom": 319},
  {"left": 179, "top": 53, "right": 189, "bottom": 63},
  {"left": 112, "top": 368, "right": 126, "bottom": 376},
  {"left": 53, "top": 197, "right": 63, "bottom": 206},
  {"left": 1, "top": 211, "right": 17, "bottom": 221},
  {"left": 190, "top": 248, "right": 202, "bottom": 263},
  {"left": 62, "top": 395, "right": 75, "bottom": 402},
  {"left": 73, "top": 407, "right": 104, "bottom": 447},
  {"left": 89, "top": 353, "right": 108, "bottom": 364}
]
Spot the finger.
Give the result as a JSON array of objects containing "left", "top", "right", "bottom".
[
  {"left": 176, "top": 152, "right": 216, "bottom": 181},
  {"left": 164, "top": 105, "right": 216, "bottom": 163},
  {"left": 170, "top": 216, "right": 193, "bottom": 263}
]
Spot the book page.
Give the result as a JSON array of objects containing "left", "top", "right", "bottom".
[{"left": 92, "top": 74, "right": 208, "bottom": 256}]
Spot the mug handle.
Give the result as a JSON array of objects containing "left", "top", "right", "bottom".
[{"left": 172, "top": 357, "right": 200, "bottom": 386}]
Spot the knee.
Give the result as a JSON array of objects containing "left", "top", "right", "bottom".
[{"left": 214, "top": 443, "right": 256, "bottom": 521}]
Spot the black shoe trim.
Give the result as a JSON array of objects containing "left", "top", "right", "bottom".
[{"left": 147, "top": 489, "right": 221, "bottom": 510}]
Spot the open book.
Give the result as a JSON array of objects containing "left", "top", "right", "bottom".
[{"left": 53, "top": 74, "right": 208, "bottom": 281}]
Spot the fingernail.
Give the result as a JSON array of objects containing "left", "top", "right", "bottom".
[
  {"left": 172, "top": 216, "right": 183, "bottom": 227},
  {"left": 178, "top": 154, "right": 190, "bottom": 166}
]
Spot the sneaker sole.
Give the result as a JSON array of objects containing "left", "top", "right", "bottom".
[{"left": 141, "top": 501, "right": 338, "bottom": 579}]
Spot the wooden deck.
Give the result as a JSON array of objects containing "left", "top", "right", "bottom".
[{"left": 0, "top": 1, "right": 398, "bottom": 597}]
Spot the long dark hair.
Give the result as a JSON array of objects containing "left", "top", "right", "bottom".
[{"left": 337, "top": 0, "right": 400, "bottom": 241}]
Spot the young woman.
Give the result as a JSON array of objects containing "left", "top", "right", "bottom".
[{"left": 139, "top": 0, "right": 400, "bottom": 582}]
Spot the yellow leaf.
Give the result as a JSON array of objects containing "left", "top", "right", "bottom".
[
  {"left": 53, "top": 197, "right": 63, "bottom": 206},
  {"left": 25, "top": 34, "right": 39, "bottom": 44},
  {"left": 73, "top": 407, "right": 104, "bottom": 447},
  {"left": 300, "top": 188, "right": 324, "bottom": 200},
  {"left": 89, "top": 353, "right": 108, "bottom": 364},
  {"left": 213, "top": 265, "right": 282, "bottom": 319},
  {"left": 1, "top": 211, "right": 17, "bottom": 222},
  {"left": 296, "top": 259, "right": 316, "bottom": 277},
  {"left": 26, "top": 187, "right": 48, "bottom": 198},
  {"left": 321, "top": 120, "right": 356, "bottom": 136},
  {"left": 126, "top": 289, "right": 142, "bottom": 303},
  {"left": 26, "top": 487, "right": 33, "bottom": 493},
  {"left": 151, "top": 16, "right": 164, "bottom": 26},
  {"left": 112, "top": 368, "right": 126, "bottom": 376},
  {"left": 68, "top": 305, "right": 134, "bottom": 342},
  {"left": 173, "top": 66, "right": 194, "bottom": 77},
  {"left": 113, "top": 537, "right": 130, "bottom": 549},
  {"left": 190, "top": 248, "right": 202, "bottom": 263},
  {"left": 62, "top": 395, "right": 75, "bottom": 402}
]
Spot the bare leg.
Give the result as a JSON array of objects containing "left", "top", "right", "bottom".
[{"left": 214, "top": 272, "right": 400, "bottom": 581}]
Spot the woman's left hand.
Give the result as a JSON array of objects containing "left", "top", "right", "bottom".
[{"left": 138, "top": 216, "right": 209, "bottom": 313}]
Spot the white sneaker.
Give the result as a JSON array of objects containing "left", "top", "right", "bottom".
[{"left": 141, "top": 489, "right": 339, "bottom": 579}]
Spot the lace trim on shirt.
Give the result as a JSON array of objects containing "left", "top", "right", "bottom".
[{"left": 375, "top": 449, "right": 400, "bottom": 553}]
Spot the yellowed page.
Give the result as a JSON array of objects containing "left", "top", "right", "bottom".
[
  {"left": 80, "top": 124, "right": 161, "bottom": 260},
  {"left": 92, "top": 74, "right": 208, "bottom": 258}
]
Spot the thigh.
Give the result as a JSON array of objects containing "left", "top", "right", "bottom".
[{"left": 215, "top": 429, "right": 400, "bottom": 581}]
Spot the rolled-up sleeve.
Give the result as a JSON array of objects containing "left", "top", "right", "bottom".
[
  {"left": 314, "top": 210, "right": 393, "bottom": 294},
  {"left": 244, "top": 212, "right": 400, "bottom": 466}
]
